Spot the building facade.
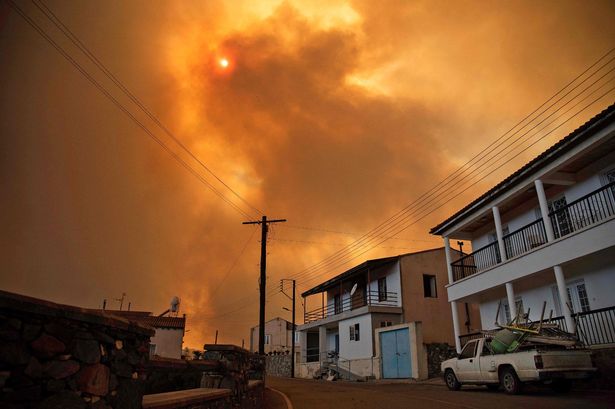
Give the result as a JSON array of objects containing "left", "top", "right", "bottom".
[
  {"left": 431, "top": 104, "right": 615, "bottom": 353},
  {"left": 104, "top": 310, "right": 186, "bottom": 359},
  {"left": 297, "top": 248, "right": 480, "bottom": 380},
  {"left": 250, "top": 317, "right": 296, "bottom": 354}
]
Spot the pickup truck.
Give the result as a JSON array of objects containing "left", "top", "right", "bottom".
[{"left": 441, "top": 337, "right": 596, "bottom": 394}]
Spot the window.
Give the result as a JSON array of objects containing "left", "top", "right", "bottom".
[
  {"left": 501, "top": 297, "right": 524, "bottom": 323},
  {"left": 149, "top": 344, "right": 157, "bottom": 358},
  {"left": 459, "top": 341, "right": 477, "bottom": 360},
  {"left": 378, "top": 278, "right": 387, "bottom": 301},
  {"left": 380, "top": 321, "right": 392, "bottom": 328},
  {"left": 549, "top": 196, "right": 572, "bottom": 238},
  {"left": 552, "top": 279, "right": 591, "bottom": 316},
  {"left": 423, "top": 274, "right": 437, "bottom": 298},
  {"left": 349, "top": 323, "right": 360, "bottom": 341},
  {"left": 264, "top": 334, "right": 271, "bottom": 345}
]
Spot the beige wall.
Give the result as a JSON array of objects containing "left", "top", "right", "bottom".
[
  {"left": 250, "top": 317, "right": 293, "bottom": 353},
  {"left": 399, "top": 248, "right": 481, "bottom": 345}
]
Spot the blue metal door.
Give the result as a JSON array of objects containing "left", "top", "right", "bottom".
[{"left": 380, "top": 328, "right": 411, "bottom": 378}]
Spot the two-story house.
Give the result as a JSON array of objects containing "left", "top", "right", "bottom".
[
  {"left": 430, "top": 103, "right": 615, "bottom": 353},
  {"left": 297, "top": 248, "right": 480, "bottom": 380}
]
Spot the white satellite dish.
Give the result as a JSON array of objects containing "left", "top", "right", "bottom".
[
  {"left": 170, "top": 296, "right": 181, "bottom": 313},
  {"left": 350, "top": 283, "right": 358, "bottom": 296}
]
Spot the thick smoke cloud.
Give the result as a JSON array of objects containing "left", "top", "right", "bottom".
[{"left": 1, "top": 0, "right": 613, "bottom": 347}]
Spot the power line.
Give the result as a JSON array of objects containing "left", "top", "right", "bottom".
[
  {"left": 32, "top": 0, "right": 263, "bottom": 218},
  {"left": 275, "top": 52, "right": 615, "bottom": 289},
  {"left": 278, "top": 224, "right": 441, "bottom": 243},
  {"left": 8, "top": 0, "right": 259, "bottom": 220}
]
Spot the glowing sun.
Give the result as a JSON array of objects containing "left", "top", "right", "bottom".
[{"left": 219, "top": 58, "right": 229, "bottom": 68}]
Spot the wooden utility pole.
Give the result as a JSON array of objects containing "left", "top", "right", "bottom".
[{"left": 243, "top": 216, "right": 286, "bottom": 354}]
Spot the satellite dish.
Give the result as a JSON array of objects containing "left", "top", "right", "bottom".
[
  {"left": 350, "top": 284, "right": 358, "bottom": 296},
  {"left": 170, "top": 296, "right": 180, "bottom": 313}
]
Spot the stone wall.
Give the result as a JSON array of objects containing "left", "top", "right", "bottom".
[
  {"left": 144, "top": 357, "right": 220, "bottom": 394},
  {"left": 425, "top": 343, "right": 456, "bottom": 379},
  {"left": 265, "top": 354, "right": 291, "bottom": 377},
  {"left": 0, "top": 290, "right": 154, "bottom": 409}
]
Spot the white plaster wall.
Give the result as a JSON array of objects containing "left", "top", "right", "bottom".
[
  {"left": 368, "top": 261, "right": 402, "bottom": 307},
  {"left": 338, "top": 314, "right": 373, "bottom": 360},
  {"left": 479, "top": 251, "right": 615, "bottom": 330},
  {"left": 470, "top": 171, "right": 608, "bottom": 252},
  {"left": 150, "top": 328, "right": 183, "bottom": 359}
]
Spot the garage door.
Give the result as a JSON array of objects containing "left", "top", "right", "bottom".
[{"left": 380, "top": 327, "right": 411, "bottom": 378}]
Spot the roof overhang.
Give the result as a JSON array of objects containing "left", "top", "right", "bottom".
[
  {"left": 301, "top": 256, "right": 399, "bottom": 297},
  {"left": 430, "top": 104, "right": 615, "bottom": 238}
]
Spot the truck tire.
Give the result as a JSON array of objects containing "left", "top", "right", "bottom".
[
  {"left": 444, "top": 369, "right": 461, "bottom": 391},
  {"left": 500, "top": 367, "right": 523, "bottom": 395}
]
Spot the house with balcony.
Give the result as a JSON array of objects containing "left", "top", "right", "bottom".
[
  {"left": 430, "top": 103, "right": 615, "bottom": 353},
  {"left": 296, "top": 248, "right": 480, "bottom": 380}
]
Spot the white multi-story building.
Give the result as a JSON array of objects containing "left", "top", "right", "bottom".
[
  {"left": 297, "top": 248, "right": 479, "bottom": 380},
  {"left": 431, "top": 104, "right": 615, "bottom": 353}
]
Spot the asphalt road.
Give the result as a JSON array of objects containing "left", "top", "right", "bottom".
[{"left": 266, "top": 377, "right": 615, "bottom": 409}]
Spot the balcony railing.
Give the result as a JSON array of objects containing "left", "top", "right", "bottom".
[
  {"left": 459, "top": 305, "right": 615, "bottom": 348},
  {"left": 304, "top": 290, "right": 398, "bottom": 324},
  {"left": 451, "top": 241, "right": 500, "bottom": 281},
  {"left": 549, "top": 181, "right": 615, "bottom": 239},
  {"left": 450, "top": 181, "right": 615, "bottom": 282}
]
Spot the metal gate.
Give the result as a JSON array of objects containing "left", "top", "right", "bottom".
[{"left": 380, "top": 327, "right": 411, "bottom": 378}]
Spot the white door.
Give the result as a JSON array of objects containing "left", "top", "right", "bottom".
[{"left": 455, "top": 340, "right": 480, "bottom": 382}]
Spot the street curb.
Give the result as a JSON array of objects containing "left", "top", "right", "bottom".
[{"left": 267, "top": 386, "right": 294, "bottom": 409}]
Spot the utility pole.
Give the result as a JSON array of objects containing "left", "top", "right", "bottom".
[
  {"left": 281, "top": 279, "right": 296, "bottom": 378},
  {"left": 243, "top": 216, "right": 286, "bottom": 355}
]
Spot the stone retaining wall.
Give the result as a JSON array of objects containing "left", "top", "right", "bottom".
[
  {"left": 425, "top": 343, "right": 456, "bottom": 379},
  {"left": 265, "top": 354, "right": 291, "bottom": 377},
  {"left": 144, "top": 357, "right": 220, "bottom": 395},
  {"left": 0, "top": 290, "right": 154, "bottom": 409}
]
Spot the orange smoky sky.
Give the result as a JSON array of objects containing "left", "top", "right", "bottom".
[{"left": 1, "top": 0, "right": 614, "bottom": 349}]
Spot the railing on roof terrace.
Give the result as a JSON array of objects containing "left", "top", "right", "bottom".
[
  {"left": 303, "top": 290, "right": 398, "bottom": 324},
  {"left": 450, "top": 181, "right": 615, "bottom": 282}
]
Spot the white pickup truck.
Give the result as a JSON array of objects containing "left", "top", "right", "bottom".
[{"left": 441, "top": 337, "right": 596, "bottom": 394}]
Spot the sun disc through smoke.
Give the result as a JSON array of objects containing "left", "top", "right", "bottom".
[{"left": 219, "top": 58, "right": 229, "bottom": 68}]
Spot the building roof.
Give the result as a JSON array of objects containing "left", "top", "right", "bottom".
[
  {"left": 250, "top": 317, "right": 292, "bottom": 331},
  {"left": 430, "top": 103, "right": 615, "bottom": 236},
  {"left": 301, "top": 247, "right": 446, "bottom": 297},
  {"left": 105, "top": 310, "right": 186, "bottom": 329}
]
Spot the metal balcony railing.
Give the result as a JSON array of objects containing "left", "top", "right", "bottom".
[
  {"left": 450, "top": 181, "right": 615, "bottom": 282},
  {"left": 303, "top": 290, "right": 398, "bottom": 324},
  {"left": 459, "top": 305, "right": 615, "bottom": 348}
]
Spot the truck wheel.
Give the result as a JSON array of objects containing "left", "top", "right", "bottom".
[
  {"left": 500, "top": 367, "right": 523, "bottom": 395},
  {"left": 444, "top": 369, "right": 461, "bottom": 391},
  {"left": 551, "top": 379, "right": 571, "bottom": 393}
]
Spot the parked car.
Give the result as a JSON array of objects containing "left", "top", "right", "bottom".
[{"left": 441, "top": 336, "right": 596, "bottom": 394}]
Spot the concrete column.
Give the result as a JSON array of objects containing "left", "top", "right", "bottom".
[
  {"left": 554, "top": 265, "right": 576, "bottom": 333},
  {"left": 492, "top": 206, "right": 507, "bottom": 262},
  {"left": 299, "top": 331, "right": 307, "bottom": 363},
  {"left": 450, "top": 301, "right": 462, "bottom": 353},
  {"left": 444, "top": 237, "right": 454, "bottom": 285},
  {"left": 535, "top": 179, "right": 555, "bottom": 242},
  {"left": 505, "top": 282, "right": 516, "bottom": 322},
  {"left": 318, "top": 326, "right": 327, "bottom": 366}
]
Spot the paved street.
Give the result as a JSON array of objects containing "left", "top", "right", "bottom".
[{"left": 267, "top": 377, "right": 615, "bottom": 409}]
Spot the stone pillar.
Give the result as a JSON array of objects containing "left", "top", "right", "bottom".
[
  {"left": 554, "top": 265, "right": 576, "bottom": 333},
  {"left": 444, "top": 237, "right": 454, "bottom": 284},
  {"left": 535, "top": 179, "right": 555, "bottom": 242},
  {"left": 450, "top": 301, "right": 462, "bottom": 353},
  {"left": 318, "top": 326, "right": 327, "bottom": 366},
  {"left": 505, "top": 282, "right": 517, "bottom": 322},
  {"left": 492, "top": 206, "right": 507, "bottom": 262}
]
